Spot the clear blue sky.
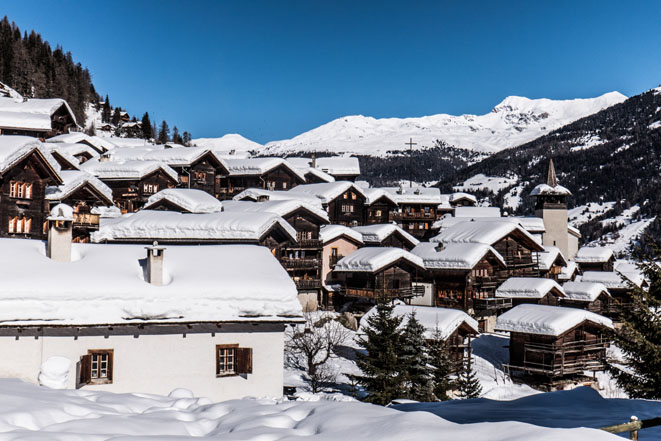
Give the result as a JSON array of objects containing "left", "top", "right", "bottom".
[{"left": 3, "top": 1, "right": 661, "bottom": 143}]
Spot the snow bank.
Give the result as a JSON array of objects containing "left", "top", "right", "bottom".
[
  {"left": 495, "top": 304, "right": 613, "bottom": 336},
  {"left": 453, "top": 173, "right": 517, "bottom": 193},
  {"left": 38, "top": 356, "right": 71, "bottom": 389},
  {"left": 333, "top": 247, "right": 424, "bottom": 272}
]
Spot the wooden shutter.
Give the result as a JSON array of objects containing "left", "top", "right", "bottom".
[
  {"left": 236, "top": 347, "right": 252, "bottom": 374},
  {"left": 106, "top": 351, "right": 114, "bottom": 382},
  {"left": 79, "top": 354, "right": 92, "bottom": 385}
]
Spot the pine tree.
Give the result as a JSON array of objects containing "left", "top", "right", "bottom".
[
  {"left": 172, "top": 126, "right": 183, "bottom": 144},
  {"left": 102, "top": 95, "right": 111, "bottom": 123},
  {"left": 141, "top": 112, "right": 152, "bottom": 139},
  {"left": 427, "top": 327, "right": 454, "bottom": 401},
  {"left": 111, "top": 107, "right": 121, "bottom": 126},
  {"left": 350, "top": 300, "right": 405, "bottom": 405},
  {"left": 457, "top": 355, "right": 482, "bottom": 399},
  {"left": 182, "top": 131, "right": 192, "bottom": 146},
  {"left": 609, "top": 256, "right": 661, "bottom": 399},
  {"left": 157, "top": 120, "right": 170, "bottom": 144},
  {"left": 399, "top": 312, "right": 434, "bottom": 401}
]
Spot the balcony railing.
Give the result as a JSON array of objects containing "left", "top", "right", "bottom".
[
  {"left": 296, "top": 238, "right": 323, "bottom": 248},
  {"left": 73, "top": 213, "right": 100, "bottom": 227},
  {"left": 295, "top": 279, "right": 322, "bottom": 290},
  {"left": 473, "top": 297, "right": 512, "bottom": 311},
  {"left": 342, "top": 285, "right": 425, "bottom": 299},
  {"left": 391, "top": 211, "right": 434, "bottom": 220},
  {"left": 280, "top": 257, "right": 320, "bottom": 269}
]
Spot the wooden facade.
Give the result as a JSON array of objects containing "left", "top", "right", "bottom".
[
  {"left": 391, "top": 203, "right": 437, "bottom": 240},
  {"left": 0, "top": 150, "right": 61, "bottom": 240},
  {"left": 0, "top": 103, "right": 76, "bottom": 139},
  {"left": 53, "top": 184, "right": 113, "bottom": 242},
  {"left": 326, "top": 189, "right": 366, "bottom": 226},
  {"left": 365, "top": 195, "right": 397, "bottom": 225},
  {"left": 218, "top": 164, "right": 304, "bottom": 200},
  {"left": 171, "top": 152, "right": 229, "bottom": 197},
  {"left": 561, "top": 293, "right": 612, "bottom": 316},
  {"left": 103, "top": 170, "right": 178, "bottom": 214}
]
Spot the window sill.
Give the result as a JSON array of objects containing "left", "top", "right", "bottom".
[
  {"left": 216, "top": 373, "right": 239, "bottom": 378},
  {"left": 87, "top": 379, "right": 113, "bottom": 385}
]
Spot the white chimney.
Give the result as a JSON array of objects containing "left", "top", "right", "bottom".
[
  {"left": 47, "top": 204, "right": 73, "bottom": 262},
  {"left": 145, "top": 241, "right": 165, "bottom": 286}
]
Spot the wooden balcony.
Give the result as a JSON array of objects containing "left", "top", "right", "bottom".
[
  {"left": 296, "top": 238, "right": 323, "bottom": 248},
  {"left": 391, "top": 211, "right": 434, "bottom": 221},
  {"left": 73, "top": 213, "right": 100, "bottom": 228},
  {"left": 473, "top": 297, "right": 512, "bottom": 311},
  {"left": 342, "top": 285, "right": 425, "bottom": 299},
  {"left": 280, "top": 257, "right": 320, "bottom": 269},
  {"left": 504, "top": 338, "right": 610, "bottom": 377},
  {"left": 295, "top": 279, "right": 322, "bottom": 290}
]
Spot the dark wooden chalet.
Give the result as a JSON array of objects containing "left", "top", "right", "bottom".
[
  {"left": 363, "top": 189, "right": 398, "bottom": 225},
  {"left": 289, "top": 182, "right": 367, "bottom": 227},
  {"left": 495, "top": 277, "right": 566, "bottom": 308},
  {"left": 382, "top": 186, "right": 442, "bottom": 240},
  {"left": 497, "top": 304, "right": 613, "bottom": 386},
  {"left": 575, "top": 247, "right": 615, "bottom": 272},
  {"left": 352, "top": 224, "right": 419, "bottom": 251},
  {"left": 0, "top": 98, "right": 77, "bottom": 138},
  {"left": 0, "top": 137, "right": 62, "bottom": 240},
  {"left": 536, "top": 246, "right": 568, "bottom": 280},
  {"left": 220, "top": 158, "right": 306, "bottom": 199},
  {"left": 560, "top": 281, "right": 612, "bottom": 315}
]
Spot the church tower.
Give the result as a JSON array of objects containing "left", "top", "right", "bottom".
[{"left": 531, "top": 157, "right": 574, "bottom": 258}]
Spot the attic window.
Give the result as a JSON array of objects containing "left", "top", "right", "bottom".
[
  {"left": 8, "top": 181, "right": 32, "bottom": 199},
  {"left": 216, "top": 344, "right": 252, "bottom": 376}
]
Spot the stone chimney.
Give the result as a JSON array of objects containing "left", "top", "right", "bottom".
[
  {"left": 47, "top": 204, "right": 73, "bottom": 262},
  {"left": 145, "top": 241, "right": 165, "bottom": 286},
  {"left": 434, "top": 242, "right": 445, "bottom": 252},
  {"left": 311, "top": 153, "right": 316, "bottom": 168}
]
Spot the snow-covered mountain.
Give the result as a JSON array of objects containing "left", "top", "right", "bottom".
[
  {"left": 262, "top": 92, "right": 626, "bottom": 157},
  {"left": 192, "top": 134, "right": 263, "bottom": 152}
]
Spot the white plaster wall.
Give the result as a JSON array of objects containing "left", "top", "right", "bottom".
[
  {"left": 0, "top": 330, "right": 284, "bottom": 402},
  {"left": 537, "top": 208, "right": 570, "bottom": 259},
  {"left": 567, "top": 233, "right": 579, "bottom": 260},
  {"left": 408, "top": 282, "right": 434, "bottom": 306}
]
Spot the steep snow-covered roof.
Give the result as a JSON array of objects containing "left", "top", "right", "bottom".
[
  {"left": 80, "top": 159, "right": 179, "bottom": 181},
  {"left": 411, "top": 242, "right": 506, "bottom": 270},
  {"left": 0, "top": 238, "right": 301, "bottom": 325},
  {"left": 360, "top": 304, "right": 478, "bottom": 339},
  {"left": 110, "top": 146, "right": 227, "bottom": 169},
  {"left": 450, "top": 192, "right": 478, "bottom": 204},
  {"left": 92, "top": 210, "right": 297, "bottom": 243},
  {"left": 431, "top": 220, "right": 543, "bottom": 250},
  {"left": 530, "top": 183, "right": 572, "bottom": 196},
  {"left": 221, "top": 199, "right": 329, "bottom": 223},
  {"left": 352, "top": 224, "right": 419, "bottom": 247},
  {"left": 0, "top": 136, "right": 62, "bottom": 179},
  {"left": 46, "top": 133, "right": 115, "bottom": 153},
  {"left": 225, "top": 158, "right": 305, "bottom": 181},
  {"left": 454, "top": 206, "right": 501, "bottom": 218},
  {"left": 578, "top": 271, "right": 642, "bottom": 289},
  {"left": 535, "top": 246, "right": 568, "bottom": 271},
  {"left": 333, "top": 247, "right": 424, "bottom": 273},
  {"left": 302, "top": 166, "right": 336, "bottom": 183},
  {"left": 314, "top": 156, "right": 361, "bottom": 176},
  {"left": 45, "top": 170, "right": 114, "bottom": 204},
  {"left": 0, "top": 97, "right": 76, "bottom": 130},
  {"left": 50, "top": 142, "right": 100, "bottom": 161},
  {"left": 232, "top": 188, "right": 323, "bottom": 207},
  {"left": 575, "top": 246, "right": 615, "bottom": 263},
  {"left": 104, "top": 137, "right": 153, "bottom": 149},
  {"left": 382, "top": 186, "right": 442, "bottom": 204},
  {"left": 432, "top": 216, "right": 545, "bottom": 234},
  {"left": 558, "top": 261, "right": 580, "bottom": 281},
  {"left": 495, "top": 304, "right": 613, "bottom": 336},
  {"left": 361, "top": 187, "right": 398, "bottom": 205},
  {"left": 144, "top": 189, "right": 223, "bottom": 213},
  {"left": 562, "top": 281, "right": 611, "bottom": 302},
  {"left": 319, "top": 224, "right": 363, "bottom": 245},
  {"left": 288, "top": 181, "right": 366, "bottom": 204},
  {"left": 495, "top": 277, "right": 565, "bottom": 299}
]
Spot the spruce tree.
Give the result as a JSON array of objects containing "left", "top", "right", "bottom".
[
  {"left": 427, "top": 327, "right": 453, "bottom": 401},
  {"left": 172, "top": 126, "right": 183, "bottom": 144},
  {"left": 182, "top": 131, "right": 192, "bottom": 146},
  {"left": 158, "top": 120, "right": 170, "bottom": 144},
  {"left": 141, "top": 112, "right": 152, "bottom": 139},
  {"left": 111, "top": 107, "right": 121, "bottom": 126},
  {"left": 457, "top": 354, "right": 482, "bottom": 399},
  {"left": 609, "top": 256, "right": 661, "bottom": 399},
  {"left": 351, "top": 300, "right": 405, "bottom": 405},
  {"left": 102, "top": 95, "right": 111, "bottom": 123},
  {"left": 399, "top": 312, "right": 434, "bottom": 401}
]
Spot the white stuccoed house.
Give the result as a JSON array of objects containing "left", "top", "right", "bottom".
[{"left": 0, "top": 204, "right": 303, "bottom": 401}]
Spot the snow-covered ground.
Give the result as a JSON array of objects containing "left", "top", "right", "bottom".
[
  {"left": 0, "top": 378, "right": 625, "bottom": 440},
  {"left": 453, "top": 173, "right": 518, "bottom": 194},
  {"left": 192, "top": 134, "right": 264, "bottom": 153},
  {"left": 503, "top": 183, "right": 526, "bottom": 212},
  {"left": 569, "top": 202, "right": 616, "bottom": 228}
]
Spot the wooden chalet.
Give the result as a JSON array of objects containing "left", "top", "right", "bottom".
[
  {"left": 362, "top": 188, "right": 398, "bottom": 225},
  {"left": 318, "top": 225, "right": 364, "bottom": 307},
  {"left": 495, "top": 277, "right": 566, "bottom": 307},
  {"left": 220, "top": 158, "right": 306, "bottom": 199},
  {"left": 575, "top": 246, "right": 615, "bottom": 272},
  {"left": 46, "top": 133, "right": 115, "bottom": 155},
  {"left": 80, "top": 160, "right": 179, "bottom": 213},
  {"left": 352, "top": 224, "right": 419, "bottom": 251},
  {"left": 330, "top": 247, "right": 425, "bottom": 309},
  {"left": 289, "top": 182, "right": 367, "bottom": 226},
  {"left": 497, "top": 304, "right": 613, "bottom": 387},
  {"left": 561, "top": 281, "right": 612, "bottom": 315},
  {"left": 143, "top": 188, "right": 224, "bottom": 213},
  {"left": 0, "top": 97, "right": 77, "bottom": 138},
  {"left": 578, "top": 271, "right": 644, "bottom": 317},
  {"left": 45, "top": 170, "right": 115, "bottom": 242},
  {"left": 311, "top": 157, "right": 361, "bottom": 182},
  {"left": 382, "top": 186, "right": 443, "bottom": 240},
  {"left": 449, "top": 192, "right": 478, "bottom": 208},
  {"left": 0, "top": 136, "right": 63, "bottom": 240},
  {"left": 535, "top": 246, "right": 568, "bottom": 280}
]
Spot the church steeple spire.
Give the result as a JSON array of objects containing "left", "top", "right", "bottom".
[{"left": 546, "top": 155, "right": 558, "bottom": 187}]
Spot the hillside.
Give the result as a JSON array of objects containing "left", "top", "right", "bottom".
[
  {"left": 437, "top": 87, "right": 661, "bottom": 253},
  {"left": 262, "top": 92, "right": 626, "bottom": 157}
]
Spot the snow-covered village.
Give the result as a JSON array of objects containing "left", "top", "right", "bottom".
[{"left": 0, "top": 2, "right": 660, "bottom": 440}]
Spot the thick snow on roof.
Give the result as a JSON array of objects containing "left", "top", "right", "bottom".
[
  {"left": 333, "top": 247, "right": 424, "bottom": 273},
  {"left": 48, "top": 203, "right": 73, "bottom": 221},
  {"left": 530, "top": 183, "right": 572, "bottom": 196},
  {"left": 0, "top": 238, "right": 301, "bottom": 325},
  {"left": 104, "top": 137, "right": 154, "bottom": 149},
  {"left": 496, "top": 304, "right": 613, "bottom": 336},
  {"left": 382, "top": 186, "right": 442, "bottom": 204},
  {"left": 450, "top": 192, "right": 478, "bottom": 204},
  {"left": 433, "top": 216, "right": 545, "bottom": 234},
  {"left": 46, "top": 133, "right": 115, "bottom": 153},
  {"left": 0, "top": 97, "right": 75, "bottom": 130},
  {"left": 360, "top": 304, "right": 478, "bottom": 339},
  {"left": 431, "top": 220, "right": 542, "bottom": 250},
  {"left": 232, "top": 188, "right": 323, "bottom": 207},
  {"left": 562, "top": 282, "right": 611, "bottom": 302},
  {"left": 45, "top": 170, "right": 114, "bottom": 204},
  {"left": 92, "top": 210, "right": 297, "bottom": 243},
  {"left": 110, "top": 146, "right": 227, "bottom": 169},
  {"left": 578, "top": 271, "right": 641, "bottom": 289},
  {"left": 288, "top": 181, "right": 365, "bottom": 204},
  {"left": 0, "top": 135, "right": 61, "bottom": 177},
  {"left": 362, "top": 187, "right": 398, "bottom": 205},
  {"left": 191, "top": 133, "right": 263, "bottom": 152},
  {"left": 535, "top": 246, "right": 567, "bottom": 271},
  {"left": 314, "top": 156, "right": 361, "bottom": 176},
  {"left": 299, "top": 166, "right": 335, "bottom": 183},
  {"left": 225, "top": 158, "right": 304, "bottom": 180},
  {"left": 80, "top": 159, "right": 179, "bottom": 181},
  {"left": 221, "top": 199, "right": 329, "bottom": 222},
  {"left": 496, "top": 278, "right": 565, "bottom": 299},
  {"left": 145, "top": 189, "right": 223, "bottom": 213},
  {"left": 319, "top": 224, "right": 363, "bottom": 244},
  {"left": 454, "top": 206, "right": 501, "bottom": 218},
  {"left": 352, "top": 224, "right": 419, "bottom": 246},
  {"left": 558, "top": 261, "right": 580, "bottom": 281},
  {"left": 51, "top": 142, "right": 100, "bottom": 160},
  {"left": 575, "top": 246, "right": 614, "bottom": 263},
  {"left": 411, "top": 242, "right": 505, "bottom": 270}
]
